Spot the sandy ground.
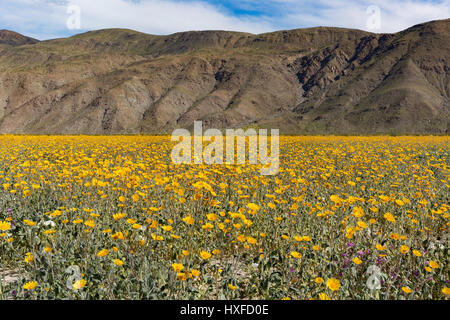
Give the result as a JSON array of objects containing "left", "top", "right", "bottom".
[{"left": 0, "top": 269, "right": 19, "bottom": 287}]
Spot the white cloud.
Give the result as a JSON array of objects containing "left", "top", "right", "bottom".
[
  {"left": 0, "top": 0, "right": 448, "bottom": 39},
  {"left": 254, "top": 0, "right": 450, "bottom": 33},
  {"left": 72, "top": 0, "right": 274, "bottom": 34},
  {"left": 0, "top": 0, "right": 274, "bottom": 39}
]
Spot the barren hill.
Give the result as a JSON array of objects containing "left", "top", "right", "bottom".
[
  {"left": 0, "top": 30, "right": 38, "bottom": 46},
  {"left": 0, "top": 19, "right": 448, "bottom": 134}
]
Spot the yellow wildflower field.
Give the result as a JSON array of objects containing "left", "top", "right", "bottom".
[{"left": 0, "top": 135, "right": 448, "bottom": 300}]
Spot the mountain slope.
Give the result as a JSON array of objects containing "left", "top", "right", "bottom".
[
  {"left": 0, "top": 20, "right": 448, "bottom": 134},
  {"left": 0, "top": 30, "right": 38, "bottom": 46}
]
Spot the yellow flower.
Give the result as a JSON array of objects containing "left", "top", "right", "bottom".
[
  {"left": 400, "top": 245, "right": 410, "bottom": 254},
  {"left": 357, "top": 221, "right": 367, "bottom": 229},
  {"left": 24, "top": 220, "right": 37, "bottom": 227},
  {"left": 113, "top": 213, "right": 126, "bottom": 220},
  {"left": 228, "top": 284, "right": 237, "bottom": 290},
  {"left": 247, "top": 203, "right": 260, "bottom": 211},
  {"left": 202, "top": 223, "right": 213, "bottom": 230},
  {"left": 246, "top": 236, "right": 257, "bottom": 245},
  {"left": 319, "top": 292, "right": 330, "bottom": 300},
  {"left": 24, "top": 253, "right": 34, "bottom": 263},
  {"left": 114, "top": 259, "right": 124, "bottom": 266},
  {"left": 326, "top": 278, "right": 341, "bottom": 291},
  {"left": 402, "top": 286, "right": 412, "bottom": 294},
  {"left": 177, "top": 273, "right": 187, "bottom": 281},
  {"left": 412, "top": 250, "right": 422, "bottom": 257},
  {"left": 390, "top": 233, "right": 401, "bottom": 240},
  {"left": 442, "top": 287, "right": 450, "bottom": 295},
  {"left": 151, "top": 233, "right": 163, "bottom": 241},
  {"left": 191, "top": 269, "right": 200, "bottom": 277},
  {"left": 376, "top": 244, "right": 386, "bottom": 251},
  {"left": 111, "top": 232, "right": 124, "bottom": 240},
  {"left": 0, "top": 221, "right": 11, "bottom": 231},
  {"left": 23, "top": 281, "right": 38, "bottom": 290},
  {"left": 315, "top": 277, "right": 324, "bottom": 284},
  {"left": 97, "top": 249, "right": 109, "bottom": 257},
  {"left": 84, "top": 219, "right": 95, "bottom": 228},
  {"left": 291, "top": 251, "right": 301, "bottom": 259},
  {"left": 429, "top": 261, "right": 439, "bottom": 269},
  {"left": 182, "top": 215, "right": 194, "bottom": 225},
  {"left": 73, "top": 279, "right": 87, "bottom": 290},
  {"left": 199, "top": 251, "right": 212, "bottom": 260},
  {"left": 384, "top": 212, "right": 396, "bottom": 223},
  {"left": 352, "top": 207, "right": 364, "bottom": 218},
  {"left": 353, "top": 257, "right": 363, "bottom": 265},
  {"left": 330, "top": 195, "right": 342, "bottom": 203},
  {"left": 172, "top": 263, "right": 185, "bottom": 272}
]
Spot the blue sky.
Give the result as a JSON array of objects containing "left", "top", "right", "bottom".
[{"left": 0, "top": 0, "right": 449, "bottom": 40}]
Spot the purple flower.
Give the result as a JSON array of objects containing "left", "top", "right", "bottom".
[
  {"left": 347, "top": 242, "right": 354, "bottom": 248},
  {"left": 376, "top": 256, "right": 386, "bottom": 265}
]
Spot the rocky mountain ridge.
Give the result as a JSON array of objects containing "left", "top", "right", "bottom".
[{"left": 0, "top": 19, "right": 448, "bottom": 134}]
